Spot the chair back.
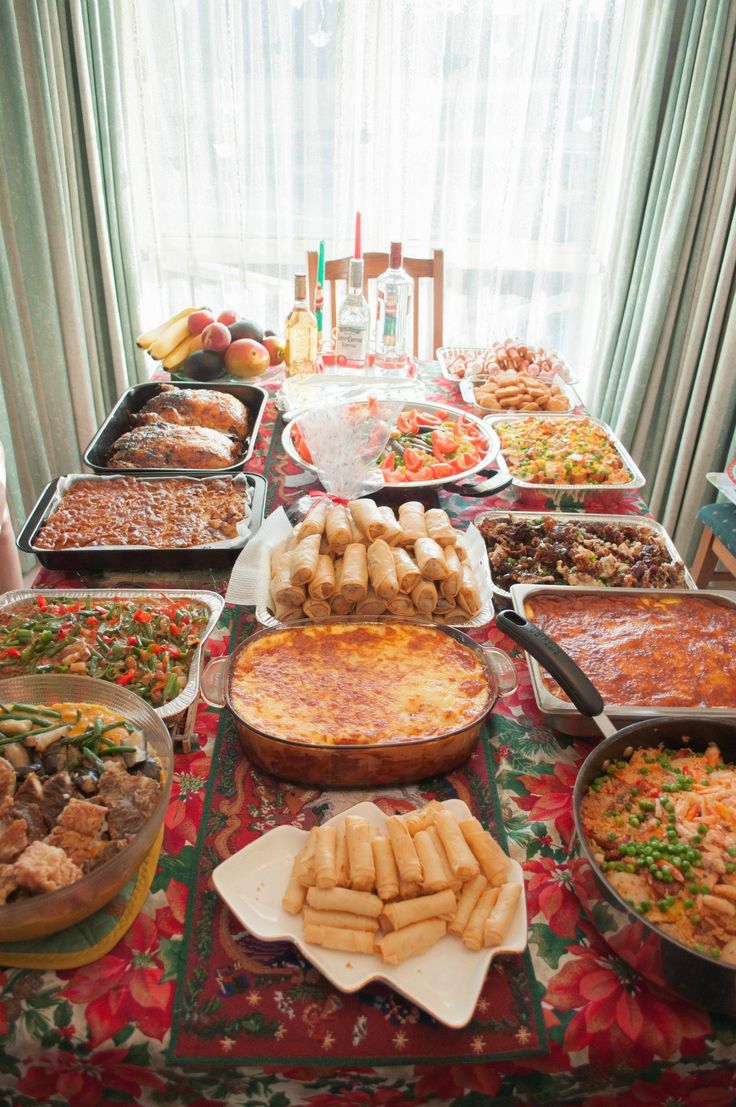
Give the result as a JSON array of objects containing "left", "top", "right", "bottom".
[{"left": 306, "top": 249, "right": 444, "bottom": 358}]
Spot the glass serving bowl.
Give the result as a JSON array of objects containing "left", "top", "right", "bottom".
[{"left": 0, "top": 674, "right": 172, "bottom": 942}]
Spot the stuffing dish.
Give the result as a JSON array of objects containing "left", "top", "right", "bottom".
[
  {"left": 0, "top": 700, "right": 163, "bottom": 903},
  {"left": 107, "top": 384, "right": 249, "bottom": 469},
  {"left": 34, "top": 476, "right": 249, "bottom": 549},
  {"left": 230, "top": 622, "right": 491, "bottom": 746},
  {"left": 480, "top": 514, "right": 688, "bottom": 590},
  {"left": 523, "top": 592, "right": 736, "bottom": 709},
  {"left": 582, "top": 743, "right": 736, "bottom": 964},
  {"left": 495, "top": 416, "right": 632, "bottom": 485},
  {"left": 0, "top": 595, "right": 210, "bottom": 705}
]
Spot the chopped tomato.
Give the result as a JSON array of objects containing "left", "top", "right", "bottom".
[
  {"left": 432, "top": 429, "right": 455, "bottom": 456},
  {"left": 133, "top": 610, "right": 153, "bottom": 624},
  {"left": 85, "top": 616, "right": 100, "bottom": 628},
  {"left": 430, "top": 461, "right": 454, "bottom": 478},
  {"left": 379, "top": 453, "right": 395, "bottom": 472},
  {"left": 36, "top": 596, "right": 48, "bottom": 610},
  {"left": 116, "top": 672, "right": 136, "bottom": 686},
  {"left": 415, "top": 410, "right": 443, "bottom": 426},
  {"left": 396, "top": 410, "right": 419, "bottom": 435},
  {"left": 403, "top": 447, "right": 424, "bottom": 471}
]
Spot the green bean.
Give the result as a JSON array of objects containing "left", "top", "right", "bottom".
[{"left": 100, "top": 745, "right": 137, "bottom": 756}]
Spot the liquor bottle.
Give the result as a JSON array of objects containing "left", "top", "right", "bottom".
[
  {"left": 375, "top": 242, "right": 412, "bottom": 370},
  {"left": 334, "top": 258, "right": 370, "bottom": 370},
  {"left": 284, "top": 273, "right": 318, "bottom": 376}
]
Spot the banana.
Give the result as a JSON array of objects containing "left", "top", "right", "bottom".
[
  {"left": 136, "top": 306, "right": 201, "bottom": 350},
  {"left": 162, "top": 332, "right": 203, "bottom": 370},
  {"left": 148, "top": 316, "right": 194, "bottom": 361}
]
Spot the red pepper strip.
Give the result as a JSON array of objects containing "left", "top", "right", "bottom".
[
  {"left": 57, "top": 622, "right": 74, "bottom": 639},
  {"left": 127, "top": 636, "right": 139, "bottom": 646},
  {"left": 36, "top": 596, "right": 47, "bottom": 610},
  {"left": 85, "top": 616, "right": 100, "bottom": 628},
  {"left": 133, "top": 610, "right": 153, "bottom": 624},
  {"left": 169, "top": 623, "right": 182, "bottom": 636},
  {"left": 163, "top": 646, "right": 181, "bottom": 658},
  {"left": 116, "top": 672, "right": 136, "bottom": 686},
  {"left": 0, "top": 648, "right": 21, "bottom": 659}
]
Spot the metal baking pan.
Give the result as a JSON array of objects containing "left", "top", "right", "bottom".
[
  {"left": 483, "top": 413, "right": 646, "bottom": 502},
  {"left": 17, "top": 472, "right": 267, "bottom": 571},
  {"left": 477, "top": 510, "right": 696, "bottom": 606},
  {"left": 83, "top": 381, "right": 268, "bottom": 474},
  {"left": 508, "top": 584, "right": 736, "bottom": 736},
  {"left": 0, "top": 589, "right": 224, "bottom": 720},
  {"left": 459, "top": 374, "right": 583, "bottom": 416}
]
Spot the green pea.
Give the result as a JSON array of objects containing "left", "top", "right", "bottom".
[
  {"left": 692, "top": 914, "right": 702, "bottom": 924},
  {"left": 684, "top": 898, "right": 693, "bottom": 908},
  {"left": 629, "top": 816, "right": 640, "bottom": 829}
]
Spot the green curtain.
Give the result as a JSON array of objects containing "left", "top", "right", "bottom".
[
  {"left": 590, "top": 0, "right": 736, "bottom": 558},
  {"left": 0, "top": 0, "right": 145, "bottom": 553}
]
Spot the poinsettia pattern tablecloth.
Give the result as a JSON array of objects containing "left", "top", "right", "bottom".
[{"left": 2, "top": 366, "right": 735, "bottom": 1107}]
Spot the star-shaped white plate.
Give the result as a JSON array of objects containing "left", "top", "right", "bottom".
[{"left": 212, "top": 798, "right": 527, "bottom": 1029}]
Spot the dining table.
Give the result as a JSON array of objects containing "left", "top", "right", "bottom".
[{"left": 1, "top": 362, "right": 735, "bottom": 1107}]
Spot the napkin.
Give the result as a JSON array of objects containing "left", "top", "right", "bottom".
[{"left": 226, "top": 506, "right": 293, "bottom": 605}]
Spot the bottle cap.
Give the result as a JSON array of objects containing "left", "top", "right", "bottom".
[
  {"left": 348, "top": 258, "right": 364, "bottom": 291},
  {"left": 294, "top": 273, "right": 307, "bottom": 300},
  {"left": 389, "top": 242, "right": 403, "bottom": 269}
]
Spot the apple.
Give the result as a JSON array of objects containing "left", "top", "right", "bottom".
[
  {"left": 187, "top": 309, "right": 215, "bottom": 335},
  {"left": 224, "top": 338, "right": 270, "bottom": 378},
  {"left": 217, "top": 309, "right": 239, "bottom": 326},
  {"left": 262, "top": 335, "right": 286, "bottom": 366},
  {"left": 201, "top": 322, "right": 232, "bottom": 352}
]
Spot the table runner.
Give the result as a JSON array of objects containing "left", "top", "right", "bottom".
[{"left": 3, "top": 366, "right": 736, "bottom": 1107}]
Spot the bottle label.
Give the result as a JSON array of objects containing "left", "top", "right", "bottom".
[{"left": 335, "top": 326, "right": 368, "bottom": 365}]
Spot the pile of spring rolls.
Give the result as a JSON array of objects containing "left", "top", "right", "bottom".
[
  {"left": 270, "top": 498, "right": 482, "bottom": 622},
  {"left": 282, "top": 801, "right": 521, "bottom": 965}
]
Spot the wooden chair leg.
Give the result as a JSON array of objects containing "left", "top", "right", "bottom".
[{"left": 692, "top": 527, "right": 718, "bottom": 587}]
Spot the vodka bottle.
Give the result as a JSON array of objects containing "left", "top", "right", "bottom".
[
  {"left": 284, "top": 273, "right": 318, "bottom": 376},
  {"left": 334, "top": 258, "right": 370, "bottom": 370},
  {"left": 375, "top": 242, "right": 412, "bottom": 370}
]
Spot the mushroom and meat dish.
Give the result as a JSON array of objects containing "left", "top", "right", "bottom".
[
  {"left": 0, "top": 595, "right": 210, "bottom": 705},
  {"left": 480, "top": 515, "right": 687, "bottom": 590},
  {"left": 0, "top": 701, "right": 163, "bottom": 904},
  {"left": 34, "top": 476, "right": 248, "bottom": 549},
  {"left": 582, "top": 743, "right": 736, "bottom": 964}
]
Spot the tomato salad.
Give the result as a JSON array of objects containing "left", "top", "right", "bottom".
[
  {"left": 292, "top": 407, "right": 490, "bottom": 484},
  {"left": 0, "top": 595, "right": 210, "bottom": 706}
]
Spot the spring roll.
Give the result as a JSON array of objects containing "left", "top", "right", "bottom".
[
  {"left": 440, "top": 546, "right": 462, "bottom": 599},
  {"left": 272, "top": 599, "right": 303, "bottom": 622},
  {"left": 271, "top": 549, "right": 307, "bottom": 607},
  {"left": 282, "top": 847, "right": 310, "bottom": 914},
  {"left": 315, "top": 825, "right": 338, "bottom": 890},
  {"left": 392, "top": 547, "right": 422, "bottom": 594},
  {"left": 426, "top": 825, "right": 462, "bottom": 894},
  {"left": 335, "top": 822, "right": 350, "bottom": 887},
  {"left": 399, "top": 876, "right": 421, "bottom": 899},
  {"left": 385, "top": 815, "right": 423, "bottom": 885},
  {"left": 302, "top": 597, "right": 331, "bottom": 620},
  {"left": 371, "top": 835, "right": 400, "bottom": 901},
  {"left": 303, "top": 907, "right": 379, "bottom": 933},
  {"left": 290, "top": 533, "right": 322, "bottom": 585},
  {"left": 377, "top": 918, "right": 446, "bottom": 965},
  {"left": 367, "top": 539, "right": 400, "bottom": 600},
  {"left": 462, "top": 886, "right": 500, "bottom": 951},
  {"left": 410, "top": 578, "right": 438, "bottom": 616},
  {"left": 340, "top": 543, "right": 369, "bottom": 603},
  {"left": 415, "top": 830, "right": 452, "bottom": 893},
  {"left": 483, "top": 883, "right": 522, "bottom": 947},
  {"left": 449, "top": 873, "right": 488, "bottom": 935},
  {"left": 459, "top": 817, "right": 509, "bottom": 886},
  {"left": 355, "top": 588, "right": 388, "bottom": 616},
  {"left": 403, "top": 800, "right": 443, "bottom": 836},
  {"left": 349, "top": 516, "right": 364, "bottom": 544},
  {"left": 306, "top": 886, "right": 383, "bottom": 917},
  {"left": 294, "top": 828, "right": 318, "bottom": 887},
  {"left": 346, "top": 816, "right": 376, "bottom": 892},
  {"left": 414, "top": 536, "right": 449, "bottom": 581},
  {"left": 397, "top": 501, "right": 427, "bottom": 546},
  {"left": 381, "top": 888, "right": 456, "bottom": 932},
  {"left": 425, "top": 508, "right": 458, "bottom": 548},
  {"left": 378, "top": 506, "right": 402, "bottom": 546},
  {"left": 319, "top": 533, "right": 331, "bottom": 554},
  {"left": 331, "top": 594, "right": 354, "bottom": 615},
  {"left": 457, "top": 564, "right": 482, "bottom": 616},
  {"left": 299, "top": 499, "right": 330, "bottom": 538},
  {"left": 348, "top": 499, "right": 388, "bottom": 542},
  {"left": 308, "top": 554, "right": 336, "bottom": 600},
  {"left": 325, "top": 503, "right": 353, "bottom": 554},
  {"left": 435, "top": 810, "right": 480, "bottom": 880},
  {"left": 387, "top": 595, "right": 416, "bottom": 617},
  {"left": 303, "top": 923, "right": 375, "bottom": 955},
  {"left": 433, "top": 595, "right": 455, "bottom": 615}
]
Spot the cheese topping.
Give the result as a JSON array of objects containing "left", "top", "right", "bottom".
[{"left": 230, "top": 622, "right": 491, "bottom": 746}]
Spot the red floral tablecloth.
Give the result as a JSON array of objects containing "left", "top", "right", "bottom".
[{"left": 2, "top": 367, "right": 735, "bottom": 1107}]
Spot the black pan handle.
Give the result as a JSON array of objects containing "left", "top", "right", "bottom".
[
  {"left": 449, "top": 468, "right": 512, "bottom": 497},
  {"left": 495, "top": 609, "right": 604, "bottom": 719}
]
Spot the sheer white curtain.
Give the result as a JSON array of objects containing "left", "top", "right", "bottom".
[{"left": 115, "top": 0, "right": 635, "bottom": 377}]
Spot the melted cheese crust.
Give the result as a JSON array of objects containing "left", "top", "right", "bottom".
[
  {"left": 525, "top": 593, "right": 736, "bottom": 708},
  {"left": 231, "top": 623, "right": 491, "bottom": 746}
]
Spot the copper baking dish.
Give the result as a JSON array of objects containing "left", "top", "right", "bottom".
[{"left": 200, "top": 618, "right": 517, "bottom": 786}]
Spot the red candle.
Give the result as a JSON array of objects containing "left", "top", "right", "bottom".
[{"left": 354, "top": 211, "right": 362, "bottom": 259}]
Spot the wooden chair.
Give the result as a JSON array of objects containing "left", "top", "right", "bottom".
[
  {"left": 691, "top": 503, "right": 736, "bottom": 587},
  {"left": 307, "top": 249, "right": 444, "bottom": 359}
]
